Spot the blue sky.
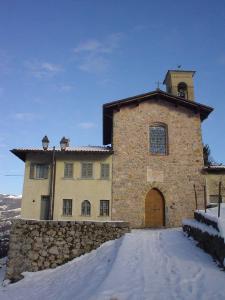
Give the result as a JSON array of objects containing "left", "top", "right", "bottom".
[{"left": 1, "top": 0, "right": 225, "bottom": 194}]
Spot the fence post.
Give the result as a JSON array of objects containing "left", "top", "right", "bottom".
[
  {"left": 193, "top": 184, "right": 198, "bottom": 211},
  {"left": 218, "top": 181, "right": 222, "bottom": 218},
  {"left": 204, "top": 185, "right": 207, "bottom": 213}
]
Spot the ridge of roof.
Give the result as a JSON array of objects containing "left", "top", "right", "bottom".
[
  {"left": 11, "top": 146, "right": 113, "bottom": 162},
  {"left": 103, "top": 89, "right": 213, "bottom": 145},
  {"left": 103, "top": 89, "right": 212, "bottom": 111}
]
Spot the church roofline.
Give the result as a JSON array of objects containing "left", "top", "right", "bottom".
[
  {"left": 163, "top": 70, "right": 196, "bottom": 84},
  {"left": 103, "top": 89, "right": 213, "bottom": 145}
]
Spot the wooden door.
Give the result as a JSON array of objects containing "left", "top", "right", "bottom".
[
  {"left": 145, "top": 189, "right": 164, "bottom": 228},
  {"left": 40, "top": 196, "right": 50, "bottom": 220}
]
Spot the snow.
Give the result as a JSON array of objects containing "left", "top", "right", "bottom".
[
  {"left": 182, "top": 219, "right": 221, "bottom": 237},
  {"left": 1, "top": 229, "right": 225, "bottom": 300},
  {"left": 0, "top": 206, "right": 8, "bottom": 211},
  {"left": 0, "top": 258, "right": 7, "bottom": 284},
  {"left": 196, "top": 204, "right": 225, "bottom": 239},
  {"left": 5, "top": 195, "right": 22, "bottom": 200}
]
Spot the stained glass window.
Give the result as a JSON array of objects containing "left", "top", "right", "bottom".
[{"left": 150, "top": 125, "right": 167, "bottom": 155}]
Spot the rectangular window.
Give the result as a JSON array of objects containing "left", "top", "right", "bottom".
[
  {"left": 30, "top": 163, "right": 49, "bottom": 179},
  {"left": 101, "top": 163, "right": 110, "bottom": 179},
  {"left": 81, "top": 162, "right": 93, "bottom": 178},
  {"left": 63, "top": 199, "right": 72, "bottom": 216},
  {"left": 64, "top": 162, "right": 73, "bottom": 178},
  {"left": 100, "top": 200, "right": 110, "bottom": 216}
]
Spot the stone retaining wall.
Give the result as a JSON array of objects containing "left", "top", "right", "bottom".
[
  {"left": 183, "top": 224, "right": 225, "bottom": 268},
  {"left": 6, "top": 219, "right": 130, "bottom": 282},
  {"left": 194, "top": 211, "right": 219, "bottom": 231}
]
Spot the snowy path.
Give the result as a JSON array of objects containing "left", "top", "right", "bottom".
[{"left": 1, "top": 228, "right": 225, "bottom": 300}]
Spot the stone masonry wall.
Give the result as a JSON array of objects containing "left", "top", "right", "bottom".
[
  {"left": 112, "top": 99, "right": 205, "bottom": 228},
  {"left": 183, "top": 224, "right": 225, "bottom": 268},
  {"left": 6, "top": 219, "right": 130, "bottom": 282}
]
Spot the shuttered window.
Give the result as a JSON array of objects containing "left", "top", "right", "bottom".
[
  {"left": 29, "top": 163, "right": 35, "bottom": 179},
  {"left": 63, "top": 199, "right": 72, "bottom": 216},
  {"left": 101, "top": 164, "right": 110, "bottom": 179},
  {"left": 30, "top": 163, "right": 49, "bottom": 179},
  {"left": 64, "top": 163, "right": 73, "bottom": 178},
  {"left": 81, "top": 163, "right": 93, "bottom": 178},
  {"left": 100, "top": 200, "right": 109, "bottom": 216},
  {"left": 81, "top": 200, "right": 91, "bottom": 216},
  {"left": 149, "top": 125, "right": 167, "bottom": 155}
]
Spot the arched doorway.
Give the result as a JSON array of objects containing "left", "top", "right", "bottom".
[{"left": 145, "top": 189, "right": 165, "bottom": 228}]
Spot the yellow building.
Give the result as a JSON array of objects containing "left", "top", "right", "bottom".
[
  {"left": 203, "top": 165, "right": 225, "bottom": 204},
  {"left": 12, "top": 146, "right": 112, "bottom": 221}
]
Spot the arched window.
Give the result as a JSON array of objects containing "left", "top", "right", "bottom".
[
  {"left": 177, "top": 82, "right": 188, "bottom": 99},
  {"left": 81, "top": 200, "right": 91, "bottom": 216},
  {"left": 149, "top": 124, "right": 168, "bottom": 155}
]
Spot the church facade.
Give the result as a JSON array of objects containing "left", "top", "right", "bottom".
[{"left": 12, "top": 70, "right": 213, "bottom": 228}]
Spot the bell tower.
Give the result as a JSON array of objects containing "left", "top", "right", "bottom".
[{"left": 163, "top": 70, "right": 195, "bottom": 101}]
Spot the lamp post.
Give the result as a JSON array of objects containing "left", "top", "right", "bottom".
[
  {"left": 41, "top": 135, "right": 69, "bottom": 220},
  {"left": 41, "top": 135, "right": 55, "bottom": 220},
  {"left": 60, "top": 136, "right": 69, "bottom": 151},
  {"left": 42, "top": 135, "right": 50, "bottom": 151}
]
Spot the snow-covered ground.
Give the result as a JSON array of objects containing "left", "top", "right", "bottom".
[{"left": 0, "top": 229, "right": 225, "bottom": 300}]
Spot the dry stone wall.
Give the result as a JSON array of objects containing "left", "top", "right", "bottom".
[{"left": 6, "top": 219, "right": 130, "bottom": 282}]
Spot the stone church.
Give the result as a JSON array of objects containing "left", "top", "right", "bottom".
[{"left": 12, "top": 70, "right": 213, "bottom": 228}]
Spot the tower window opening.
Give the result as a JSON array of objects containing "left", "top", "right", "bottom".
[{"left": 177, "top": 82, "right": 188, "bottom": 99}]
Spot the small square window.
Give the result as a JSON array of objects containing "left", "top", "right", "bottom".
[
  {"left": 101, "top": 164, "right": 110, "bottom": 179},
  {"left": 100, "top": 200, "right": 109, "bottom": 216},
  {"left": 30, "top": 164, "right": 49, "bottom": 179},
  {"left": 64, "top": 163, "right": 73, "bottom": 178},
  {"left": 63, "top": 199, "right": 72, "bottom": 216},
  {"left": 81, "top": 163, "right": 93, "bottom": 178}
]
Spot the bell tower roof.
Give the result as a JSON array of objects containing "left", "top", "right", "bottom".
[{"left": 163, "top": 70, "right": 196, "bottom": 101}]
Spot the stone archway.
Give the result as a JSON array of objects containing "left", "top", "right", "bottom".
[{"left": 145, "top": 188, "right": 165, "bottom": 228}]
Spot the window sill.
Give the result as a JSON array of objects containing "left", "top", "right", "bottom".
[
  {"left": 149, "top": 153, "right": 168, "bottom": 156},
  {"left": 80, "top": 215, "right": 91, "bottom": 217},
  {"left": 78, "top": 178, "right": 94, "bottom": 180},
  {"left": 98, "top": 215, "right": 110, "bottom": 217},
  {"left": 62, "top": 177, "right": 75, "bottom": 180},
  {"left": 61, "top": 215, "right": 73, "bottom": 217},
  {"left": 29, "top": 178, "right": 48, "bottom": 180}
]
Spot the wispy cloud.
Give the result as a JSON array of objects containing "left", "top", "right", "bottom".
[
  {"left": 78, "top": 122, "right": 96, "bottom": 129},
  {"left": 25, "top": 60, "right": 63, "bottom": 78},
  {"left": 74, "top": 33, "right": 123, "bottom": 54},
  {"left": 58, "top": 84, "right": 74, "bottom": 92},
  {"left": 79, "top": 56, "right": 109, "bottom": 73},
  {"left": 12, "top": 112, "right": 40, "bottom": 121},
  {"left": 73, "top": 33, "right": 123, "bottom": 73}
]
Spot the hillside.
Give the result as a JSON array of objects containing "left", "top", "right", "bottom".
[
  {"left": 1, "top": 229, "right": 225, "bottom": 300},
  {"left": 0, "top": 194, "right": 21, "bottom": 258}
]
